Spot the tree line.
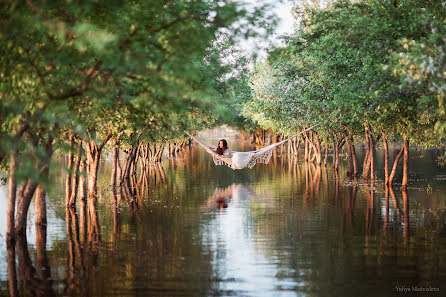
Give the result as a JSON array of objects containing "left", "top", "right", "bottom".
[
  {"left": 0, "top": 0, "right": 277, "bottom": 240},
  {"left": 228, "top": 0, "right": 446, "bottom": 187}
]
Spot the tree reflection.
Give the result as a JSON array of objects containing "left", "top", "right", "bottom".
[{"left": 16, "top": 234, "right": 55, "bottom": 297}]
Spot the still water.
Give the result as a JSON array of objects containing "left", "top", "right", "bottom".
[{"left": 1, "top": 139, "right": 446, "bottom": 297}]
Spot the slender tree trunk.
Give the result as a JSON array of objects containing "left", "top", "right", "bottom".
[
  {"left": 7, "top": 152, "right": 17, "bottom": 239},
  {"left": 346, "top": 139, "right": 353, "bottom": 177},
  {"left": 111, "top": 138, "right": 119, "bottom": 188},
  {"left": 324, "top": 139, "right": 328, "bottom": 167},
  {"left": 84, "top": 131, "right": 112, "bottom": 200},
  {"left": 79, "top": 159, "right": 87, "bottom": 243},
  {"left": 332, "top": 135, "right": 339, "bottom": 171},
  {"left": 369, "top": 132, "right": 375, "bottom": 182},
  {"left": 15, "top": 179, "right": 38, "bottom": 235},
  {"left": 35, "top": 139, "right": 53, "bottom": 227},
  {"left": 362, "top": 127, "right": 371, "bottom": 179},
  {"left": 35, "top": 185, "right": 47, "bottom": 226},
  {"left": 382, "top": 132, "right": 389, "bottom": 185},
  {"left": 65, "top": 135, "right": 74, "bottom": 207},
  {"left": 402, "top": 133, "right": 409, "bottom": 188},
  {"left": 314, "top": 133, "right": 322, "bottom": 165},
  {"left": 350, "top": 141, "right": 357, "bottom": 175},
  {"left": 7, "top": 239, "right": 18, "bottom": 297},
  {"left": 69, "top": 142, "right": 81, "bottom": 207},
  {"left": 304, "top": 134, "right": 309, "bottom": 162},
  {"left": 388, "top": 147, "right": 404, "bottom": 186}
]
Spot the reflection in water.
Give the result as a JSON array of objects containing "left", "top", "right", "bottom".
[
  {"left": 6, "top": 240, "right": 18, "bottom": 297},
  {"left": 202, "top": 184, "right": 251, "bottom": 210},
  {"left": 1, "top": 143, "right": 446, "bottom": 296},
  {"left": 15, "top": 234, "right": 55, "bottom": 297}
]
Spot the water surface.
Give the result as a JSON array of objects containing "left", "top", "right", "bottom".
[{"left": 1, "top": 140, "right": 446, "bottom": 296}]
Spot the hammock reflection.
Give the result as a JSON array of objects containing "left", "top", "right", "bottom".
[{"left": 202, "top": 184, "right": 253, "bottom": 210}]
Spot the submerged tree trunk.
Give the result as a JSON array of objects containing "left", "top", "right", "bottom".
[
  {"left": 15, "top": 179, "right": 38, "bottom": 235},
  {"left": 111, "top": 138, "right": 120, "bottom": 189},
  {"left": 35, "top": 185, "right": 47, "bottom": 226},
  {"left": 382, "top": 132, "right": 389, "bottom": 185},
  {"left": 84, "top": 131, "right": 111, "bottom": 200},
  {"left": 324, "top": 139, "right": 328, "bottom": 167},
  {"left": 7, "top": 152, "right": 17, "bottom": 239},
  {"left": 362, "top": 127, "right": 371, "bottom": 179},
  {"left": 65, "top": 135, "right": 74, "bottom": 207},
  {"left": 69, "top": 142, "right": 81, "bottom": 207},
  {"left": 388, "top": 146, "right": 404, "bottom": 186},
  {"left": 402, "top": 133, "right": 409, "bottom": 189}
]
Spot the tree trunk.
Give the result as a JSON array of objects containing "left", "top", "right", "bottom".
[
  {"left": 382, "top": 132, "right": 389, "bottom": 185},
  {"left": 79, "top": 159, "right": 87, "bottom": 243},
  {"left": 324, "top": 139, "right": 328, "bottom": 167},
  {"left": 369, "top": 132, "right": 375, "bottom": 182},
  {"left": 69, "top": 142, "right": 81, "bottom": 207},
  {"left": 304, "top": 134, "right": 309, "bottom": 162},
  {"left": 388, "top": 146, "right": 404, "bottom": 186},
  {"left": 346, "top": 139, "right": 353, "bottom": 177},
  {"left": 350, "top": 141, "right": 357, "bottom": 175},
  {"left": 7, "top": 152, "right": 17, "bottom": 239},
  {"left": 362, "top": 127, "right": 371, "bottom": 179},
  {"left": 15, "top": 179, "right": 37, "bottom": 235},
  {"left": 402, "top": 133, "right": 409, "bottom": 188},
  {"left": 111, "top": 138, "right": 119, "bottom": 188},
  {"left": 332, "top": 136, "right": 339, "bottom": 171},
  {"left": 84, "top": 131, "right": 112, "bottom": 200},
  {"left": 65, "top": 135, "right": 74, "bottom": 207},
  {"left": 6, "top": 239, "right": 18, "bottom": 297},
  {"left": 35, "top": 185, "right": 47, "bottom": 226}
]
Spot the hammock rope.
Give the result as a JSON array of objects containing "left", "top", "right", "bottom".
[{"left": 186, "top": 125, "right": 318, "bottom": 170}]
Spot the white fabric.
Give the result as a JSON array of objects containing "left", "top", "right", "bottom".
[{"left": 187, "top": 126, "right": 317, "bottom": 170}]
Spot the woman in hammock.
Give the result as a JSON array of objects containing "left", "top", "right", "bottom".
[
  {"left": 187, "top": 127, "right": 320, "bottom": 170},
  {"left": 210, "top": 139, "right": 256, "bottom": 159},
  {"left": 211, "top": 139, "right": 233, "bottom": 158}
]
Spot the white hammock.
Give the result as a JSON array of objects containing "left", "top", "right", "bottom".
[{"left": 186, "top": 126, "right": 317, "bottom": 170}]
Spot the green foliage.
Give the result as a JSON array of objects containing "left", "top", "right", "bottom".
[
  {"left": 240, "top": 0, "right": 445, "bottom": 145},
  {"left": 0, "top": 0, "right": 277, "bottom": 178}
]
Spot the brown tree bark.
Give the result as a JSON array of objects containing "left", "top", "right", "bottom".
[
  {"left": 369, "top": 132, "right": 375, "bottom": 182},
  {"left": 402, "top": 133, "right": 409, "bottom": 189},
  {"left": 84, "top": 131, "right": 112, "bottom": 200},
  {"left": 67, "top": 142, "right": 81, "bottom": 207},
  {"left": 65, "top": 134, "right": 74, "bottom": 207},
  {"left": 388, "top": 146, "right": 404, "bottom": 187},
  {"left": 7, "top": 152, "right": 17, "bottom": 239},
  {"left": 323, "top": 139, "right": 328, "bottom": 167},
  {"left": 382, "top": 132, "right": 389, "bottom": 185},
  {"left": 15, "top": 179, "right": 38, "bottom": 235},
  {"left": 350, "top": 141, "right": 358, "bottom": 175},
  {"left": 111, "top": 138, "right": 120, "bottom": 188},
  {"left": 7, "top": 239, "right": 18, "bottom": 297},
  {"left": 35, "top": 185, "right": 47, "bottom": 226},
  {"left": 362, "top": 127, "right": 371, "bottom": 179}
]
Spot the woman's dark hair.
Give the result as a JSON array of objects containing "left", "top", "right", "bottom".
[{"left": 216, "top": 139, "right": 228, "bottom": 155}]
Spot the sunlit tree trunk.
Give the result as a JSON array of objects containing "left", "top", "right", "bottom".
[
  {"left": 388, "top": 146, "right": 404, "bottom": 186},
  {"left": 402, "top": 133, "right": 409, "bottom": 188}
]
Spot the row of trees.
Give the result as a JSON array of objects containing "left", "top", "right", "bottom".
[
  {"left": 232, "top": 0, "right": 446, "bottom": 187},
  {"left": 0, "top": 1, "right": 277, "bottom": 239}
]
